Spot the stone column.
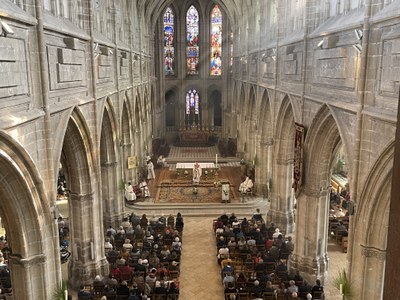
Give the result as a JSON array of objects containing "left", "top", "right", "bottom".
[
  {"left": 68, "top": 192, "right": 109, "bottom": 288},
  {"left": 101, "top": 161, "right": 123, "bottom": 228},
  {"left": 267, "top": 157, "right": 295, "bottom": 234},
  {"left": 290, "top": 187, "right": 329, "bottom": 282},
  {"left": 9, "top": 254, "right": 48, "bottom": 300}
]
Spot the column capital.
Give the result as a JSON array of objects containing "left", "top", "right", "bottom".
[
  {"left": 69, "top": 192, "right": 94, "bottom": 202},
  {"left": 361, "top": 245, "right": 386, "bottom": 261},
  {"left": 10, "top": 254, "right": 46, "bottom": 267}
]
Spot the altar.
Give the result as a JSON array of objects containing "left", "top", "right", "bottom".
[
  {"left": 176, "top": 162, "right": 217, "bottom": 178},
  {"left": 179, "top": 129, "right": 209, "bottom": 144}
]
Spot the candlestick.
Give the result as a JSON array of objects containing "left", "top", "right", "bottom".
[
  {"left": 216, "top": 154, "right": 218, "bottom": 165},
  {"left": 339, "top": 283, "right": 343, "bottom": 295},
  {"left": 65, "top": 289, "right": 68, "bottom": 300}
]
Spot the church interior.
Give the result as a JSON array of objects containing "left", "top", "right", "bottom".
[{"left": 0, "top": 0, "right": 399, "bottom": 299}]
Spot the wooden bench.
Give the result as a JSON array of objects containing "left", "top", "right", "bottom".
[{"left": 342, "top": 236, "right": 348, "bottom": 253}]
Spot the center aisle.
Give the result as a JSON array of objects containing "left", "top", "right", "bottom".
[{"left": 179, "top": 216, "right": 225, "bottom": 300}]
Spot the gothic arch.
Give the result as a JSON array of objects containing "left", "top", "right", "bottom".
[
  {"left": 100, "top": 99, "right": 121, "bottom": 227},
  {"left": 268, "top": 95, "right": 296, "bottom": 233},
  {"left": 303, "top": 105, "right": 344, "bottom": 189},
  {"left": 60, "top": 108, "right": 108, "bottom": 287},
  {"left": 349, "top": 141, "right": 393, "bottom": 300},
  {"left": 0, "top": 132, "right": 57, "bottom": 300},
  {"left": 292, "top": 104, "right": 345, "bottom": 280}
]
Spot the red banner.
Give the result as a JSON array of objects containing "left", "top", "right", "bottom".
[{"left": 293, "top": 123, "right": 304, "bottom": 194}]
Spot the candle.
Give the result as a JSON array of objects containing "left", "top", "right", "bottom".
[
  {"left": 65, "top": 289, "right": 68, "bottom": 300},
  {"left": 216, "top": 154, "right": 218, "bottom": 165},
  {"left": 339, "top": 283, "right": 343, "bottom": 295}
]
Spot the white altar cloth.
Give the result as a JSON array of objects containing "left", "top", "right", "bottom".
[{"left": 176, "top": 162, "right": 216, "bottom": 169}]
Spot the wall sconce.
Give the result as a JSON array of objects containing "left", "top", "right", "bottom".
[
  {"left": 317, "top": 39, "right": 324, "bottom": 48},
  {"left": 354, "top": 29, "right": 363, "bottom": 41},
  {"left": 353, "top": 44, "right": 362, "bottom": 54},
  {"left": 0, "top": 20, "right": 14, "bottom": 37}
]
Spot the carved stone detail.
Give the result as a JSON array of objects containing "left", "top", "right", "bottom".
[{"left": 360, "top": 245, "right": 386, "bottom": 260}]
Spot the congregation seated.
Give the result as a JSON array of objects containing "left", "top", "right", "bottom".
[
  {"left": 97, "top": 212, "right": 184, "bottom": 299},
  {"left": 213, "top": 211, "right": 306, "bottom": 300}
]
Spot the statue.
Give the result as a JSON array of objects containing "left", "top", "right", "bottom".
[
  {"left": 193, "top": 162, "right": 202, "bottom": 184},
  {"left": 239, "top": 176, "right": 253, "bottom": 194}
]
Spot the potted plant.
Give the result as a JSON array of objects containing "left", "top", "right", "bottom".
[
  {"left": 334, "top": 269, "right": 353, "bottom": 299},
  {"left": 52, "top": 280, "right": 68, "bottom": 300}
]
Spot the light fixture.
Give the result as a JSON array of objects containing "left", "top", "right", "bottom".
[
  {"left": 353, "top": 44, "right": 362, "bottom": 54},
  {"left": 0, "top": 20, "right": 14, "bottom": 37},
  {"left": 354, "top": 29, "right": 363, "bottom": 41},
  {"left": 317, "top": 39, "right": 324, "bottom": 48}
]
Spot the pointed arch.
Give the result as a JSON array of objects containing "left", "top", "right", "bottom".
[
  {"left": 0, "top": 132, "right": 56, "bottom": 299},
  {"left": 349, "top": 141, "right": 393, "bottom": 299},
  {"left": 100, "top": 98, "right": 121, "bottom": 227}
]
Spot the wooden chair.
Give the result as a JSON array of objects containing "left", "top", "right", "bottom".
[
  {"left": 262, "top": 291, "right": 276, "bottom": 300},
  {"left": 342, "top": 236, "right": 348, "bottom": 253},
  {"left": 265, "top": 262, "right": 276, "bottom": 273},
  {"left": 151, "top": 294, "right": 167, "bottom": 300},
  {"left": 225, "top": 293, "right": 238, "bottom": 300},
  {"left": 169, "top": 270, "right": 179, "bottom": 279},
  {"left": 236, "top": 290, "right": 250, "bottom": 300},
  {"left": 312, "top": 291, "right": 324, "bottom": 300},
  {"left": 276, "top": 292, "right": 288, "bottom": 300}
]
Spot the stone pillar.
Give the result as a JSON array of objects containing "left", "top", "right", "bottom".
[
  {"left": 267, "top": 158, "right": 295, "bottom": 234},
  {"left": 290, "top": 187, "right": 329, "bottom": 282},
  {"left": 68, "top": 192, "right": 109, "bottom": 288},
  {"left": 101, "top": 161, "right": 123, "bottom": 228},
  {"left": 9, "top": 254, "right": 48, "bottom": 300}
]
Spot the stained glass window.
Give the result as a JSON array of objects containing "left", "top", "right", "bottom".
[
  {"left": 186, "top": 5, "right": 199, "bottom": 75},
  {"left": 186, "top": 90, "right": 199, "bottom": 115},
  {"left": 210, "top": 5, "right": 222, "bottom": 76},
  {"left": 163, "top": 7, "right": 175, "bottom": 75}
]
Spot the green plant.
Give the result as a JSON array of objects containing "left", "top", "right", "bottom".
[
  {"left": 334, "top": 269, "right": 353, "bottom": 299},
  {"left": 52, "top": 280, "right": 67, "bottom": 300}
]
